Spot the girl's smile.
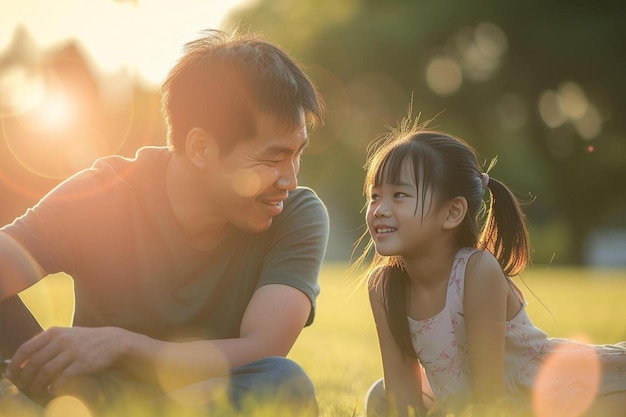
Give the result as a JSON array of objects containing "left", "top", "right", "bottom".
[
  {"left": 366, "top": 158, "right": 443, "bottom": 258},
  {"left": 372, "top": 224, "right": 397, "bottom": 236}
]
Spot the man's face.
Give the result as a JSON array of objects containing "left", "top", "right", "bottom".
[{"left": 205, "top": 113, "right": 309, "bottom": 233}]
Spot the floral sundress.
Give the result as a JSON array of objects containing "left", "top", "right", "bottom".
[{"left": 408, "top": 247, "right": 626, "bottom": 415}]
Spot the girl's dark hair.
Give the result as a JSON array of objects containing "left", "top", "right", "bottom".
[
  {"left": 354, "top": 116, "right": 531, "bottom": 358},
  {"left": 161, "top": 29, "right": 324, "bottom": 153}
]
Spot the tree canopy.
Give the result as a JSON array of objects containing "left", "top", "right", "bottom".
[{"left": 230, "top": 0, "right": 626, "bottom": 264}]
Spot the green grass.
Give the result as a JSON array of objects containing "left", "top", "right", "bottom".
[
  {"left": 16, "top": 264, "right": 626, "bottom": 416},
  {"left": 289, "top": 264, "right": 626, "bottom": 417}
]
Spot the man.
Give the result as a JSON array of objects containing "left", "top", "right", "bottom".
[{"left": 0, "top": 29, "right": 328, "bottom": 416}]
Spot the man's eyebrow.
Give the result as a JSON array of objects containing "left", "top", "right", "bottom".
[{"left": 263, "top": 137, "right": 310, "bottom": 157}]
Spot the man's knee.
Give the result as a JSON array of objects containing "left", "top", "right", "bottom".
[
  {"left": 230, "top": 356, "right": 317, "bottom": 415},
  {"left": 365, "top": 379, "right": 386, "bottom": 417}
]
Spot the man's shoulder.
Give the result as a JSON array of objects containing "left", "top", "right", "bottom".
[
  {"left": 283, "top": 187, "right": 328, "bottom": 216},
  {"left": 36, "top": 146, "right": 170, "bottom": 204},
  {"left": 71, "top": 146, "right": 171, "bottom": 192},
  {"left": 285, "top": 186, "right": 323, "bottom": 205},
  {"left": 267, "top": 187, "right": 329, "bottom": 240},
  {"left": 93, "top": 146, "right": 170, "bottom": 174}
]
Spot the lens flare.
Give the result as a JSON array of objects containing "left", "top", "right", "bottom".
[
  {"left": 166, "top": 377, "right": 229, "bottom": 407},
  {"left": 532, "top": 342, "right": 600, "bottom": 417},
  {"left": 230, "top": 170, "right": 262, "bottom": 197},
  {"left": 43, "top": 395, "right": 93, "bottom": 417},
  {"left": 154, "top": 341, "right": 229, "bottom": 406}
]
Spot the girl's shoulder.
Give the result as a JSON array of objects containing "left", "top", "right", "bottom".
[
  {"left": 436, "top": 249, "right": 506, "bottom": 292},
  {"left": 464, "top": 248, "right": 509, "bottom": 291},
  {"left": 464, "top": 248, "right": 500, "bottom": 269}
]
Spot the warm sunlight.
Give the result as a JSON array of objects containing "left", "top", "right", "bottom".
[
  {"left": 34, "top": 91, "right": 73, "bottom": 131},
  {"left": 0, "top": 0, "right": 252, "bottom": 181},
  {"left": 0, "top": 0, "right": 252, "bottom": 87}
]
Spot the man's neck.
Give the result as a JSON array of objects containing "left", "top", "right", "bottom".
[{"left": 165, "top": 152, "right": 228, "bottom": 250}]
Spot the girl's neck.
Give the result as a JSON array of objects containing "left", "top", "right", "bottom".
[{"left": 403, "top": 243, "right": 460, "bottom": 290}]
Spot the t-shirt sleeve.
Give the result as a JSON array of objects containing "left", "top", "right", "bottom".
[
  {"left": 256, "top": 187, "right": 329, "bottom": 326},
  {"left": 3, "top": 174, "right": 86, "bottom": 276},
  {"left": 1, "top": 165, "right": 129, "bottom": 277}
]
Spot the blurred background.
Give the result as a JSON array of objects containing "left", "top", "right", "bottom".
[{"left": 1, "top": 0, "right": 625, "bottom": 266}]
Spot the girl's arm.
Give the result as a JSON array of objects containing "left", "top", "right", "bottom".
[
  {"left": 464, "top": 250, "right": 509, "bottom": 408},
  {"left": 369, "top": 284, "right": 425, "bottom": 417}
]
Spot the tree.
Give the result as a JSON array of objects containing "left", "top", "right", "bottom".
[
  {"left": 230, "top": 0, "right": 626, "bottom": 264},
  {"left": 0, "top": 29, "right": 164, "bottom": 227}
]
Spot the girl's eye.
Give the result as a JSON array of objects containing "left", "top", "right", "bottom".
[
  {"left": 369, "top": 194, "right": 380, "bottom": 202},
  {"left": 394, "top": 192, "right": 408, "bottom": 198}
]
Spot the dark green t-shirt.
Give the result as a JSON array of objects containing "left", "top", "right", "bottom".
[{"left": 3, "top": 147, "right": 329, "bottom": 341}]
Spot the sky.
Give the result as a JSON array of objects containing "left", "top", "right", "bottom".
[{"left": 0, "top": 0, "right": 252, "bottom": 87}]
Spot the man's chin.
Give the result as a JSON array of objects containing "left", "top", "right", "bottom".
[{"left": 239, "top": 218, "right": 273, "bottom": 234}]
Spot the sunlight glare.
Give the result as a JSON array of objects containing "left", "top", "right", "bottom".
[
  {"left": 558, "top": 82, "right": 588, "bottom": 120},
  {"left": 36, "top": 91, "right": 73, "bottom": 130},
  {"left": 474, "top": 22, "right": 508, "bottom": 58},
  {"left": 572, "top": 105, "right": 602, "bottom": 140},
  {"left": 538, "top": 90, "right": 566, "bottom": 128},
  {"left": 44, "top": 395, "right": 93, "bottom": 417},
  {"left": 0, "top": 67, "right": 46, "bottom": 115},
  {"left": 167, "top": 377, "right": 229, "bottom": 407},
  {"left": 1, "top": 0, "right": 253, "bottom": 87},
  {"left": 65, "top": 132, "right": 102, "bottom": 172},
  {"left": 425, "top": 57, "right": 462, "bottom": 96},
  {"left": 532, "top": 343, "right": 600, "bottom": 417},
  {"left": 538, "top": 82, "right": 602, "bottom": 139},
  {"left": 231, "top": 170, "right": 262, "bottom": 197},
  {"left": 154, "top": 342, "right": 229, "bottom": 406}
]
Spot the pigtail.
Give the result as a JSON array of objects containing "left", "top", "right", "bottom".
[{"left": 480, "top": 177, "right": 532, "bottom": 276}]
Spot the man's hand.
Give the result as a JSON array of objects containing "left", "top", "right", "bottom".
[{"left": 6, "top": 326, "right": 127, "bottom": 395}]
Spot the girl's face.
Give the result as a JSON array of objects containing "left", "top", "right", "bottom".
[{"left": 366, "top": 159, "right": 446, "bottom": 258}]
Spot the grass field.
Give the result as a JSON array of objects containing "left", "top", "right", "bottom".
[
  {"left": 290, "top": 264, "right": 626, "bottom": 417},
  {"left": 18, "top": 264, "right": 626, "bottom": 417}
]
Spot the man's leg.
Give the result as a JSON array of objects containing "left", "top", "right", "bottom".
[
  {"left": 228, "top": 356, "right": 318, "bottom": 416},
  {"left": 158, "top": 356, "right": 318, "bottom": 416},
  {"left": 0, "top": 295, "right": 48, "bottom": 415},
  {"left": 0, "top": 295, "right": 44, "bottom": 362},
  {"left": 365, "top": 378, "right": 387, "bottom": 417},
  {"left": 0, "top": 376, "right": 43, "bottom": 417}
]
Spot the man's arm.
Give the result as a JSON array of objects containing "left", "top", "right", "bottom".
[
  {"left": 124, "top": 283, "right": 311, "bottom": 391},
  {"left": 0, "top": 231, "right": 46, "bottom": 301},
  {"left": 7, "top": 283, "right": 311, "bottom": 395}
]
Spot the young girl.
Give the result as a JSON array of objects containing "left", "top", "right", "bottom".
[{"left": 356, "top": 119, "right": 626, "bottom": 417}]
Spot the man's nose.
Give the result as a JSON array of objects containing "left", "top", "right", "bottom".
[{"left": 276, "top": 161, "right": 298, "bottom": 191}]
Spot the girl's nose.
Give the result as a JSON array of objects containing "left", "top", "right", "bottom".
[{"left": 374, "top": 202, "right": 391, "bottom": 218}]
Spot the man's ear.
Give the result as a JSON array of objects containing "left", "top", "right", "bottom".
[
  {"left": 443, "top": 196, "right": 468, "bottom": 230},
  {"left": 185, "top": 127, "right": 215, "bottom": 169}
]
